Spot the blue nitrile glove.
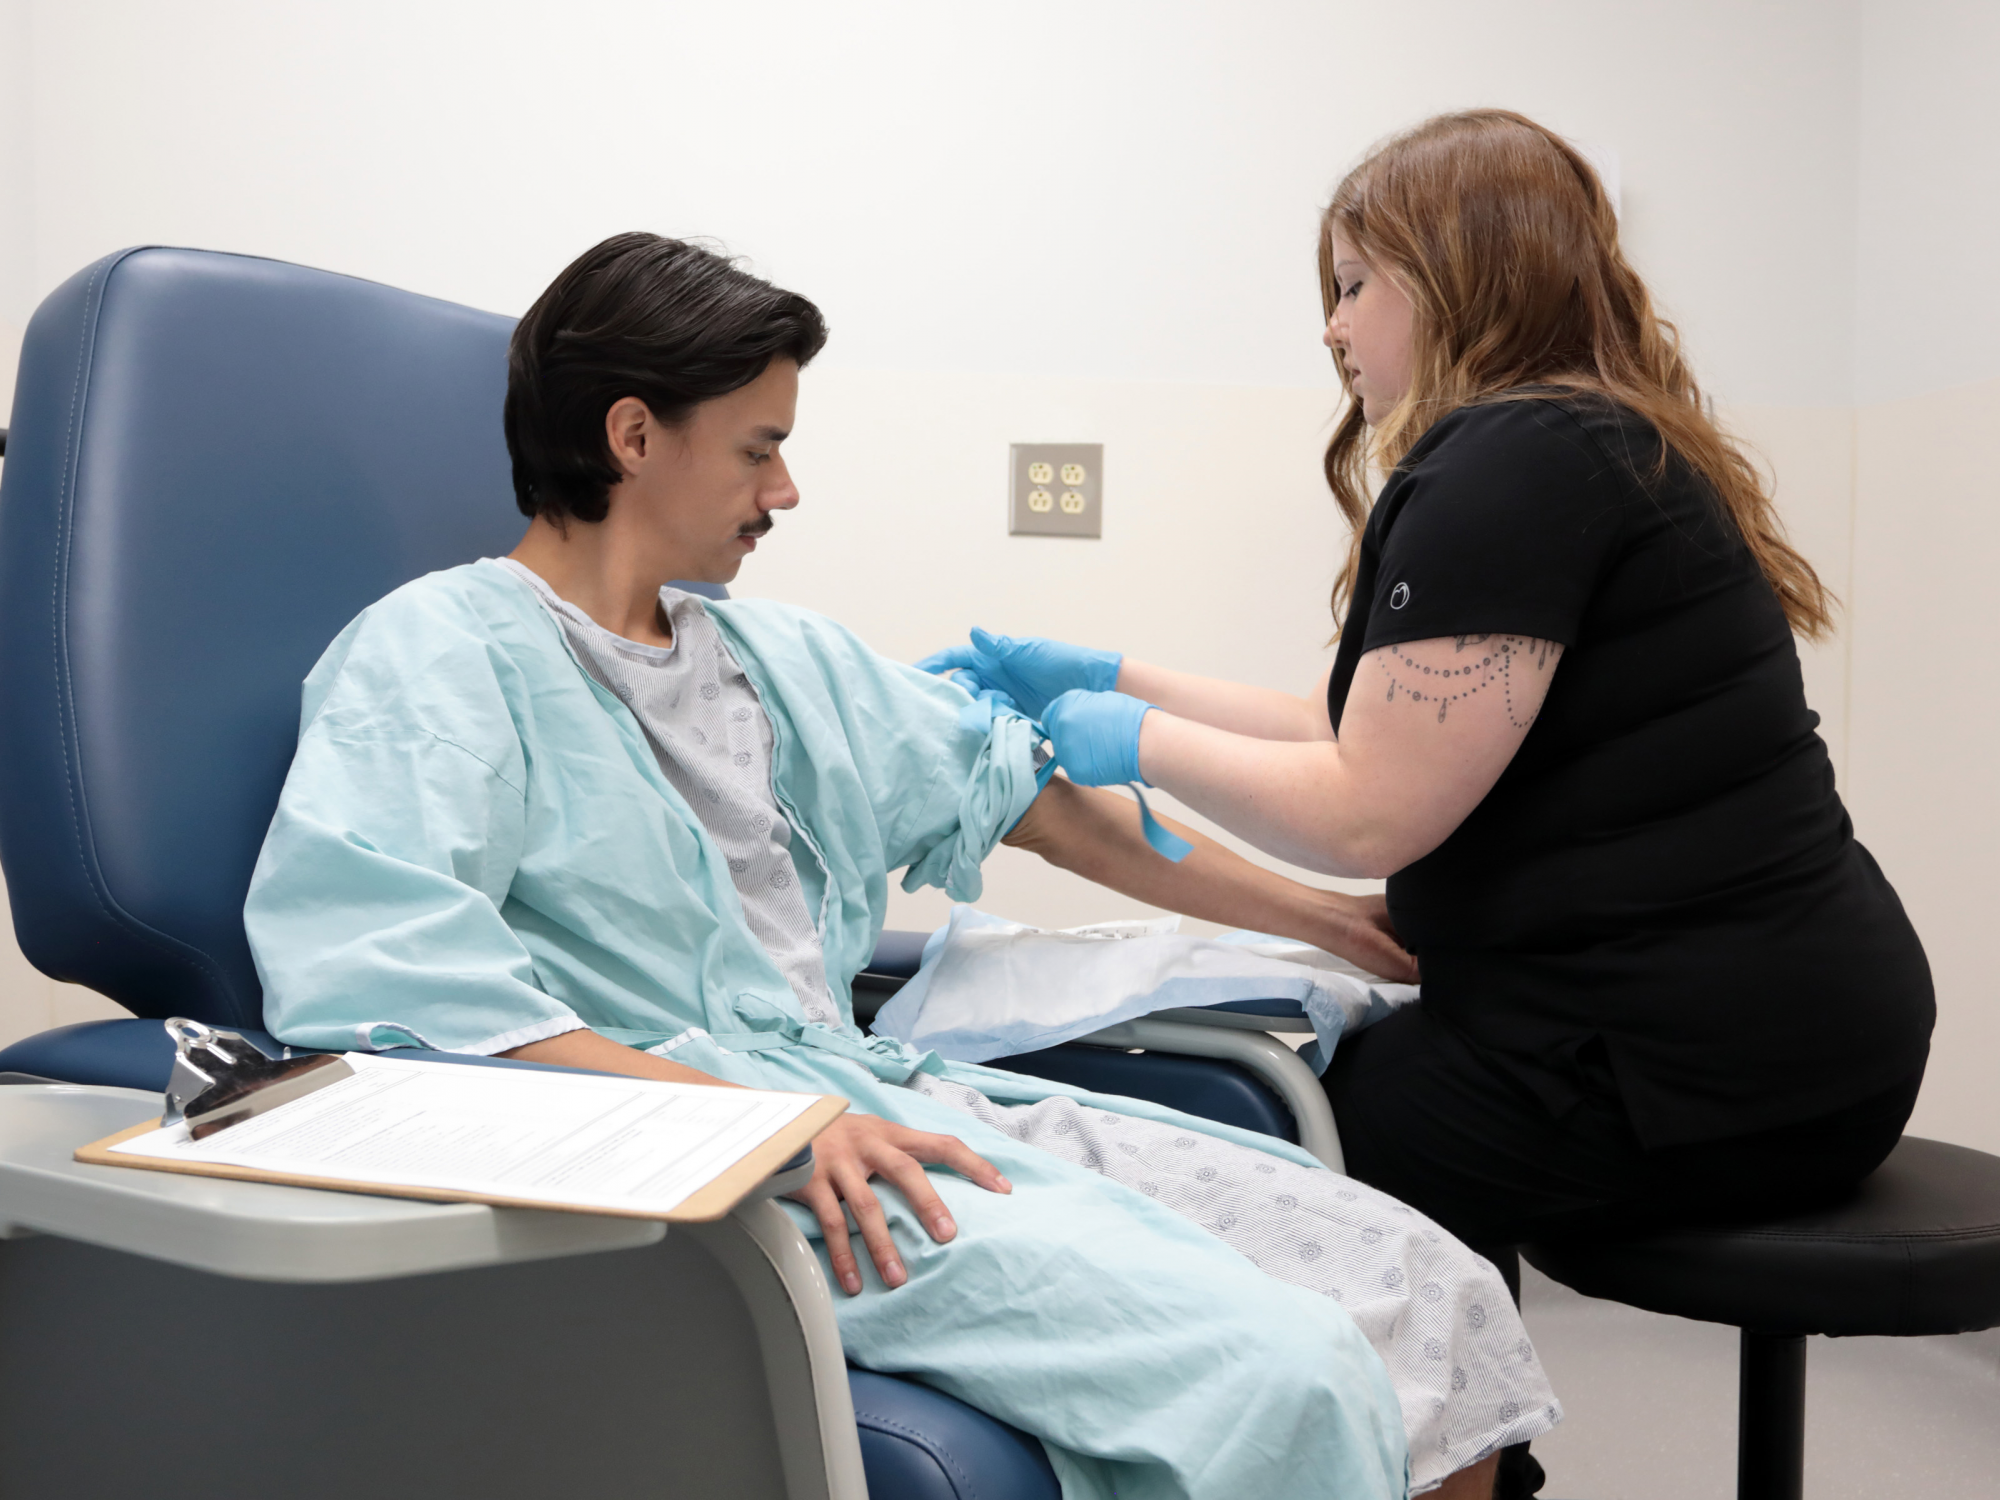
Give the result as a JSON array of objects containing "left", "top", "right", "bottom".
[
  {"left": 1040, "top": 688, "right": 1153, "bottom": 788},
  {"left": 1040, "top": 690, "right": 1191, "bottom": 860},
  {"left": 915, "top": 630, "right": 1122, "bottom": 720}
]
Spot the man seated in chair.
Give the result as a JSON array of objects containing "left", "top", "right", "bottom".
[{"left": 246, "top": 233, "right": 1557, "bottom": 1500}]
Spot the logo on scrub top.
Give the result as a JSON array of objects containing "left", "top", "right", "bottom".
[{"left": 1389, "top": 582, "right": 1411, "bottom": 610}]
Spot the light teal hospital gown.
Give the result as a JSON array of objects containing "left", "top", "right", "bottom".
[{"left": 246, "top": 560, "right": 1507, "bottom": 1499}]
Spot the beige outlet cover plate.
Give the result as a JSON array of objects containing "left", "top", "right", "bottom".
[{"left": 1010, "top": 443, "right": 1102, "bottom": 538}]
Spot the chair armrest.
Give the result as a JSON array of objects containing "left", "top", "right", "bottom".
[
  {"left": 0, "top": 1021, "right": 823, "bottom": 1202},
  {"left": 0, "top": 1083, "right": 869, "bottom": 1500},
  {"left": 0, "top": 1082, "right": 666, "bottom": 1280},
  {"left": 851, "top": 928, "right": 928, "bottom": 1025},
  {"left": 1146, "top": 1000, "right": 1314, "bottom": 1033},
  {"left": 849, "top": 979, "right": 895, "bottom": 1027},
  {"left": 856, "top": 932, "right": 1344, "bottom": 1170},
  {"left": 1076, "top": 1018, "right": 1342, "bottom": 1172},
  {"left": 862, "top": 929, "right": 929, "bottom": 980},
  {"left": 754, "top": 1148, "right": 815, "bottom": 1200},
  {"left": 685, "top": 1199, "right": 869, "bottom": 1500}
]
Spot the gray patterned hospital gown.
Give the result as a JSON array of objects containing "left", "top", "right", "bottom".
[{"left": 510, "top": 565, "right": 1561, "bottom": 1492}]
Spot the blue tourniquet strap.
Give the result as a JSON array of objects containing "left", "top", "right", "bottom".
[
  {"left": 1128, "top": 784, "right": 1193, "bottom": 863},
  {"left": 1029, "top": 710, "right": 1191, "bottom": 863},
  {"left": 997, "top": 711, "right": 1186, "bottom": 861}
]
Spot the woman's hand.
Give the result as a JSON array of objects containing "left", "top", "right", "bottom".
[
  {"left": 1040, "top": 689, "right": 1154, "bottom": 786},
  {"left": 917, "top": 629, "right": 1121, "bottom": 719},
  {"left": 788, "top": 1113, "right": 1012, "bottom": 1296},
  {"left": 1320, "top": 890, "right": 1420, "bottom": 984}
]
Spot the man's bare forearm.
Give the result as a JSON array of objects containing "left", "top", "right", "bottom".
[
  {"left": 504, "top": 1025, "right": 743, "bottom": 1086},
  {"left": 1002, "top": 777, "right": 1414, "bottom": 980},
  {"left": 1005, "top": 777, "right": 1318, "bottom": 933}
]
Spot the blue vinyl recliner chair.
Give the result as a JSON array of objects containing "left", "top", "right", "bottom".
[
  {"left": 16, "top": 247, "right": 1995, "bottom": 1500},
  {"left": 0, "top": 245, "right": 1329, "bottom": 1500}
]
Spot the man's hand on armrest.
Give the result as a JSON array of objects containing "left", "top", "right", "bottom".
[
  {"left": 792, "top": 1113, "right": 1012, "bottom": 1296},
  {"left": 1004, "top": 776, "right": 1419, "bottom": 983},
  {"left": 503, "top": 1027, "right": 1013, "bottom": 1296}
]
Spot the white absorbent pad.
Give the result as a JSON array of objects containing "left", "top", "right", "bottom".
[{"left": 869, "top": 906, "right": 1418, "bottom": 1069}]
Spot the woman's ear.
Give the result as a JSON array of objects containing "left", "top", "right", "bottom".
[{"left": 604, "top": 396, "right": 654, "bottom": 478}]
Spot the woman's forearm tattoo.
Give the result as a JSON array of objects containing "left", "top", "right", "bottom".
[{"left": 1382, "top": 634, "right": 1562, "bottom": 726}]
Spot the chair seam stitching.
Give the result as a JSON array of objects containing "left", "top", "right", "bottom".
[
  {"left": 47, "top": 252, "right": 238, "bottom": 1004},
  {"left": 853, "top": 1409, "right": 985, "bottom": 1499}
]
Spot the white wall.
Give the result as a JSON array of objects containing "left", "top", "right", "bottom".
[
  {"left": 0, "top": 0, "right": 31, "bottom": 418},
  {"left": 1852, "top": 1, "right": 2000, "bottom": 404},
  {"left": 0, "top": 0, "right": 130, "bottom": 1039},
  {"left": 1842, "top": 0, "right": 2000, "bottom": 1152},
  {"left": 6, "top": 1, "right": 1990, "bottom": 1151},
  {"left": 14, "top": 0, "right": 1861, "bottom": 400}
]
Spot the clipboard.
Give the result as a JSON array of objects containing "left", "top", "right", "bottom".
[{"left": 75, "top": 1020, "right": 847, "bottom": 1223}]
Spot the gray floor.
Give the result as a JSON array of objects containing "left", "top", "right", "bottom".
[{"left": 1519, "top": 1265, "right": 2000, "bottom": 1498}]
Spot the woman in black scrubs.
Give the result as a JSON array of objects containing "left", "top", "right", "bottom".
[{"left": 931, "top": 108, "right": 1932, "bottom": 1489}]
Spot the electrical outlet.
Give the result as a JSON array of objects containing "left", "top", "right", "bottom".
[{"left": 1010, "top": 443, "right": 1101, "bottom": 537}]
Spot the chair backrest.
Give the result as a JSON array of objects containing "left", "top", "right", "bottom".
[{"left": 0, "top": 247, "right": 531, "bottom": 1028}]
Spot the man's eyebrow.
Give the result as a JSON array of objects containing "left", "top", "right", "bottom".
[{"left": 751, "top": 425, "right": 790, "bottom": 442}]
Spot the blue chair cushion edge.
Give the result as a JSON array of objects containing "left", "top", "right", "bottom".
[
  {"left": 0, "top": 1017, "right": 617, "bottom": 1093},
  {"left": 850, "top": 1367, "right": 1059, "bottom": 1500},
  {"left": 861, "top": 928, "right": 930, "bottom": 980},
  {"left": 1003, "top": 1042, "right": 1299, "bottom": 1144},
  {"left": 0, "top": 1018, "right": 204, "bottom": 1092}
]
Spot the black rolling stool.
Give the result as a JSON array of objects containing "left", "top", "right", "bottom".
[{"left": 1522, "top": 1136, "right": 2000, "bottom": 1499}]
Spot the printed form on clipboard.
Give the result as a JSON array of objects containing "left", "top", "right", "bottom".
[{"left": 77, "top": 1050, "right": 847, "bottom": 1223}]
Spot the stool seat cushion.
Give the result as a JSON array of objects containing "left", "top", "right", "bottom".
[{"left": 1523, "top": 1136, "right": 2000, "bottom": 1337}]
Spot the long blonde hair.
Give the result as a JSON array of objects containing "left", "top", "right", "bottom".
[{"left": 1319, "top": 109, "right": 1833, "bottom": 639}]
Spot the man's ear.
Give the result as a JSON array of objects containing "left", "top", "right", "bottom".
[{"left": 604, "top": 396, "right": 654, "bottom": 478}]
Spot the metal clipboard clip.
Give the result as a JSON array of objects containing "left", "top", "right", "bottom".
[{"left": 162, "top": 1018, "right": 355, "bottom": 1140}]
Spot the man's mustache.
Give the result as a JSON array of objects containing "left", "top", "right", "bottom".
[{"left": 739, "top": 515, "right": 775, "bottom": 538}]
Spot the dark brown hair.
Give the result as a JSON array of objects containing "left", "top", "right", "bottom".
[
  {"left": 1319, "top": 110, "right": 1833, "bottom": 639},
  {"left": 505, "top": 233, "right": 827, "bottom": 523}
]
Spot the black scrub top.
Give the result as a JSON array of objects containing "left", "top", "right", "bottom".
[{"left": 1328, "top": 395, "right": 1932, "bottom": 1148}]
